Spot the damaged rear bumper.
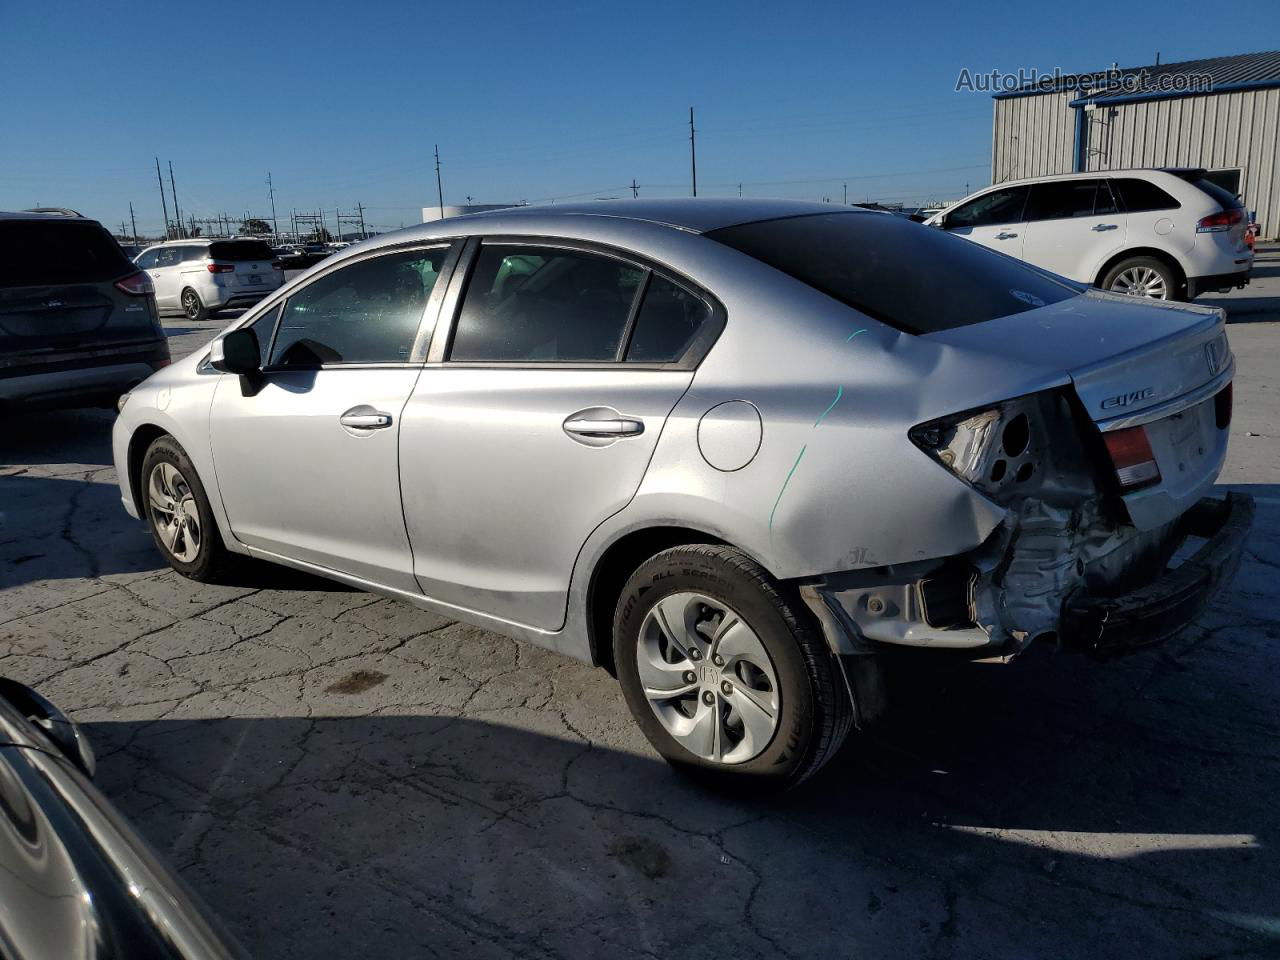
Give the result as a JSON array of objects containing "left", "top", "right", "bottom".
[
  {"left": 800, "top": 493, "right": 1253, "bottom": 661},
  {"left": 1062, "top": 493, "right": 1254, "bottom": 656}
]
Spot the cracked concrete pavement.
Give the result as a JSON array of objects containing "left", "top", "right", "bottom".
[{"left": 2, "top": 278, "right": 1280, "bottom": 958}]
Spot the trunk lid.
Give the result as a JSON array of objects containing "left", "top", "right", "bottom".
[{"left": 928, "top": 290, "right": 1228, "bottom": 425}]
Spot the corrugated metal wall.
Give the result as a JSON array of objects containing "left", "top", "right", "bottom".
[
  {"left": 1084, "top": 88, "right": 1280, "bottom": 238},
  {"left": 993, "top": 87, "right": 1280, "bottom": 238},
  {"left": 991, "top": 92, "right": 1076, "bottom": 182}
]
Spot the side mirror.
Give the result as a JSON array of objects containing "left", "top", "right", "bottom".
[{"left": 209, "top": 327, "right": 261, "bottom": 374}]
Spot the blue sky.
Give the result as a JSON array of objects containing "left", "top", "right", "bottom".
[{"left": 2, "top": 0, "right": 1276, "bottom": 235}]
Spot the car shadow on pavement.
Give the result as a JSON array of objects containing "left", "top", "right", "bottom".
[{"left": 84, "top": 632, "right": 1280, "bottom": 960}]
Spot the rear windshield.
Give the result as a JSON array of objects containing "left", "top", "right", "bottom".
[
  {"left": 1189, "top": 178, "right": 1243, "bottom": 210},
  {"left": 0, "top": 219, "right": 133, "bottom": 288},
  {"left": 706, "top": 212, "right": 1080, "bottom": 334},
  {"left": 209, "top": 240, "right": 276, "bottom": 262}
]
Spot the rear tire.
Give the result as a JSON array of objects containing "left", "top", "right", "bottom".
[
  {"left": 1102, "top": 256, "right": 1181, "bottom": 301},
  {"left": 140, "top": 435, "right": 231, "bottom": 582},
  {"left": 181, "top": 287, "right": 210, "bottom": 321},
  {"left": 613, "top": 545, "right": 852, "bottom": 791}
]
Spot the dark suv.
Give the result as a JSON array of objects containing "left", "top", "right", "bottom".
[{"left": 0, "top": 212, "right": 170, "bottom": 411}]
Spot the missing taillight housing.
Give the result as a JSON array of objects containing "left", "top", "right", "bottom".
[
  {"left": 1214, "top": 383, "right": 1233, "bottom": 430},
  {"left": 1197, "top": 208, "right": 1244, "bottom": 233},
  {"left": 1103, "top": 425, "right": 1161, "bottom": 491},
  {"left": 114, "top": 271, "right": 154, "bottom": 296}
]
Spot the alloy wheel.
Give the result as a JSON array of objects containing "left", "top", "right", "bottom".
[
  {"left": 182, "top": 290, "right": 201, "bottom": 319},
  {"left": 1111, "top": 266, "right": 1168, "bottom": 299},
  {"left": 636, "top": 591, "right": 780, "bottom": 764},
  {"left": 147, "top": 462, "right": 201, "bottom": 563}
]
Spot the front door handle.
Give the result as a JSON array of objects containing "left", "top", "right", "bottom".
[
  {"left": 563, "top": 417, "right": 644, "bottom": 438},
  {"left": 340, "top": 411, "right": 393, "bottom": 429},
  {"left": 995, "top": 231, "right": 1018, "bottom": 239},
  {"left": 1092, "top": 223, "right": 1119, "bottom": 231}
]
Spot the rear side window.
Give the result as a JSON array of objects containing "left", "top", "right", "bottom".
[
  {"left": 182, "top": 246, "right": 209, "bottom": 262},
  {"left": 209, "top": 240, "right": 275, "bottom": 262},
  {"left": 945, "top": 186, "right": 1029, "bottom": 228},
  {"left": 1026, "top": 179, "right": 1116, "bottom": 221},
  {"left": 270, "top": 247, "right": 447, "bottom": 367},
  {"left": 0, "top": 220, "right": 133, "bottom": 287},
  {"left": 626, "top": 276, "right": 711, "bottom": 362},
  {"left": 450, "top": 245, "right": 644, "bottom": 362},
  {"left": 1112, "top": 178, "right": 1180, "bottom": 213},
  {"left": 708, "top": 212, "right": 1080, "bottom": 335}
]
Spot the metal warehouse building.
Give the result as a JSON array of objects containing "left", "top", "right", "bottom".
[{"left": 991, "top": 50, "right": 1280, "bottom": 238}]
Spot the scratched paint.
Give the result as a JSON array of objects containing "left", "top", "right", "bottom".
[
  {"left": 846, "top": 328, "right": 867, "bottom": 342},
  {"left": 768, "top": 445, "right": 807, "bottom": 534},
  {"left": 813, "top": 385, "right": 843, "bottom": 427}
]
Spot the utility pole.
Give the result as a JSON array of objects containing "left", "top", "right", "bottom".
[
  {"left": 689, "top": 107, "right": 697, "bottom": 197},
  {"left": 434, "top": 144, "right": 444, "bottom": 219},
  {"left": 738, "top": 183, "right": 742, "bottom": 197},
  {"left": 120, "top": 220, "right": 128, "bottom": 239},
  {"left": 357, "top": 202, "right": 366, "bottom": 239},
  {"left": 631, "top": 179, "right": 639, "bottom": 198},
  {"left": 168, "top": 161, "right": 183, "bottom": 238},
  {"left": 267, "top": 172, "right": 279, "bottom": 237},
  {"left": 155, "top": 158, "right": 171, "bottom": 239},
  {"left": 843, "top": 183, "right": 848, "bottom": 205},
  {"left": 129, "top": 202, "right": 138, "bottom": 243}
]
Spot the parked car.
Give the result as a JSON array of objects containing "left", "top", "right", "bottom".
[
  {"left": 0, "top": 677, "right": 245, "bottom": 958},
  {"left": 112, "top": 199, "right": 1252, "bottom": 789},
  {"left": 925, "top": 168, "right": 1254, "bottom": 301},
  {"left": 0, "top": 211, "right": 169, "bottom": 411},
  {"left": 134, "top": 238, "right": 284, "bottom": 321}
]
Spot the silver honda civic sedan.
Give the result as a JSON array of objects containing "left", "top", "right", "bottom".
[{"left": 112, "top": 199, "right": 1252, "bottom": 789}]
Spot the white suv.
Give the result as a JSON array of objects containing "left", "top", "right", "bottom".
[
  {"left": 925, "top": 168, "right": 1253, "bottom": 301},
  {"left": 134, "top": 238, "right": 284, "bottom": 320}
]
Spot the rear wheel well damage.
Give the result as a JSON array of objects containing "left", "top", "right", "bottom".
[
  {"left": 1094, "top": 248, "right": 1186, "bottom": 294},
  {"left": 127, "top": 424, "right": 169, "bottom": 516},
  {"left": 587, "top": 527, "right": 726, "bottom": 674}
]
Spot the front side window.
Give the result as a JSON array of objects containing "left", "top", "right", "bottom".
[
  {"left": 946, "top": 186, "right": 1029, "bottom": 228},
  {"left": 269, "top": 247, "right": 448, "bottom": 367},
  {"left": 154, "top": 247, "right": 183, "bottom": 268},
  {"left": 135, "top": 249, "right": 159, "bottom": 269},
  {"left": 450, "top": 245, "right": 644, "bottom": 362},
  {"left": 1025, "top": 179, "right": 1116, "bottom": 221}
]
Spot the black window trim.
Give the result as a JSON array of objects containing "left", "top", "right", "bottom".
[
  {"left": 206, "top": 238, "right": 463, "bottom": 374},
  {"left": 432, "top": 234, "right": 725, "bottom": 371}
]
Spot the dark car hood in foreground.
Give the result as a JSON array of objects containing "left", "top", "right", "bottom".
[
  {"left": 0, "top": 684, "right": 246, "bottom": 960},
  {"left": 926, "top": 290, "right": 1228, "bottom": 425}
]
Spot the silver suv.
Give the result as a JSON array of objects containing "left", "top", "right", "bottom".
[{"left": 135, "top": 238, "right": 283, "bottom": 321}]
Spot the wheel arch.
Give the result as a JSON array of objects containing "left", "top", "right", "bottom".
[
  {"left": 585, "top": 525, "right": 729, "bottom": 674},
  {"left": 126, "top": 422, "right": 171, "bottom": 517},
  {"left": 1094, "top": 247, "right": 1188, "bottom": 293}
]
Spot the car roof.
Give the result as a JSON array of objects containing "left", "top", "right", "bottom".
[
  {"left": 0, "top": 210, "right": 97, "bottom": 223},
  {"left": 980, "top": 168, "right": 1192, "bottom": 189},
  {"left": 441, "top": 197, "right": 865, "bottom": 234}
]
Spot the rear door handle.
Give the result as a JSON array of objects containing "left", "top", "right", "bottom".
[
  {"left": 563, "top": 418, "right": 644, "bottom": 438},
  {"left": 1092, "top": 223, "right": 1119, "bottom": 231},
  {"left": 339, "top": 411, "right": 393, "bottom": 429},
  {"left": 995, "top": 231, "right": 1018, "bottom": 239}
]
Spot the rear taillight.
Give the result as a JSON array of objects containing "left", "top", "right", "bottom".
[
  {"left": 271, "top": 260, "right": 283, "bottom": 270},
  {"left": 1196, "top": 208, "right": 1244, "bottom": 233},
  {"left": 910, "top": 396, "right": 1047, "bottom": 501},
  {"left": 114, "top": 271, "right": 154, "bottom": 296},
  {"left": 1103, "top": 425, "right": 1161, "bottom": 491},
  {"left": 1215, "top": 382, "right": 1233, "bottom": 429},
  {"left": 207, "top": 262, "right": 235, "bottom": 273}
]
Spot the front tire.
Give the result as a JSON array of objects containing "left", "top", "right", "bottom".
[
  {"left": 141, "top": 435, "right": 230, "bottom": 581},
  {"left": 1102, "top": 256, "right": 1180, "bottom": 301},
  {"left": 181, "top": 287, "right": 210, "bottom": 321},
  {"left": 613, "top": 545, "right": 852, "bottom": 790}
]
